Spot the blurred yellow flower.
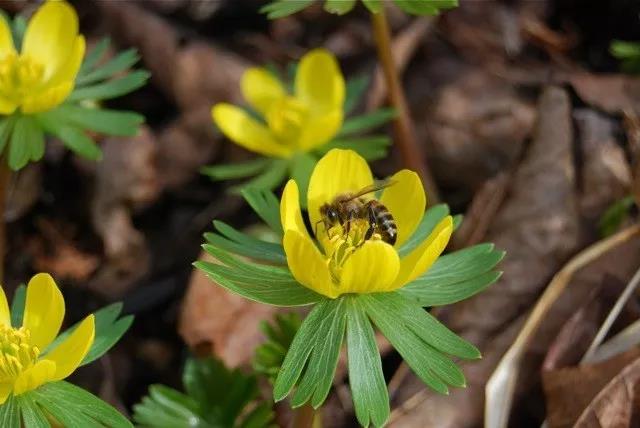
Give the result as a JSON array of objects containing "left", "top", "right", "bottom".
[
  {"left": 0, "top": 1, "right": 85, "bottom": 114},
  {"left": 280, "top": 149, "right": 453, "bottom": 298},
  {"left": 212, "top": 48, "right": 345, "bottom": 158},
  {"left": 0, "top": 273, "right": 94, "bottom": 403}
]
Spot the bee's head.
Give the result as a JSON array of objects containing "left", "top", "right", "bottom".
[{"left": 320, "top": 203, "right": 340, "bottom": 225}]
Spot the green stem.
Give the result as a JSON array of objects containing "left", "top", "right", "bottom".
[
  {"left": 370, "top": 8, "right": 441, "bottom": 204},
  {"left": 0, "top": 159, "right": 9, "bottom": 284}
]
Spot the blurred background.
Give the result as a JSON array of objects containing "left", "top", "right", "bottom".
[{"left": 3, "top": 0, "right": 640, "bottom": 426}]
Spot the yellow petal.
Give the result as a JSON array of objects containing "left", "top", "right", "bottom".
[
  {"left": 45, "top": 314, "right": 94, "bottom": 381},
  {"left": 307, "top": 149, "right": 373, "bottom": 237},
  {"left": 241, "top": 67, "right": 286, "bottom": 117},
  {"left": 0, "top": 16, "right": 15, "bottom": 58},
  {"left": 13, "top": 360, "right": 56, "bottom": 395},
  {"left": 380, "top": 170, "right": 426, "bottom": 247},
  {"left": 280, "top": 180, "right": 311, "bottom": 239},
  {"left": 393, "top": 216, "right": 453, "bottom": 288},
  {"left": 295, "top": 48, "right": 345, "bottom": 114},
  {"left": 211, "top": 103, "right": 292, "bottom": 158},
  {"left": 298, "top": 109, "right": 343, "bottom": 151},
  {"left": 21, "top": 81, "right": 72, "bottom": 114},
  {"left": 339, "top": 240, "right": 400, "bottom": 294},
  {"left": 0, "top": 96, "right": 17, "bottom": 114},
  {"left": 22, "top": 273, "right": 65, "bottom": 350},
  {"left": 283, "top": 230, "right": 337, "bottom": 298},
  {"left": 0, "top": 287, "right": 10, "bottom": 327},
  {"left": 22, "top": 1, "right": 79, "bottom": 80},
  {"left": 0, "top": 382, "right": 12, "bottom": 404},
  {"left": 46, "top": 35, "right": 85, "bottom": 87}
]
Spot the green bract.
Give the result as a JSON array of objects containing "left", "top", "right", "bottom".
[
  {"left": 133, "top": 357, "right": 275, "bottom": 428},
  {"left": 261, "top": 0, "right": 458, "bottom": 18},
  {"left": 610, "top": 40, "right": 640, "bottom": 74},
  {"left": 195, "top": 188, "right": 503, "bottom": 427}
]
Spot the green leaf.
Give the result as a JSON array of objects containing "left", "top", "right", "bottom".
[
  {"left": 345, "top": 297, "right": 389, "bottom": 427},
  {"left": 37, "top": 114, "right": 102, "bottom": 161},
  {"left": 253, "top": 313, "right": 302, "bottom": 383},
  {"left": 611, "top": 40, "right": 640, "bottom": 73},
  {"left": 15, "top": 394, "right": 50, "bottom": 428},
  {"left": 79, "top": 38, "right": 111, "bottom": 75},
  {"left": 599, "top": 196, "right": 635, "bottom": 237},
  {"left": 11, "top": 15, "right": 26, "bottom": 52},
  {"left": 8, "top": 116, "right": 34, "bottom": 171},
  {"left": 0, "top": 115, "right": 15, "bottom": 156},
  {"left": 338, "top": 108, "right": 396, "bottom": 137},
  {"left": 194, "top": 250, "right": 323, "bottom": 306},
  {"left": 76, "top": 49, "right": 141, "bottom": 86},
  {"left": 362, "top": 294, "right": 465, "bottom": 394},
  {"left": 206, "top": 221, "right": 286, "bottom": 264},
  {"left": 69, "top": 70, "right": 150, "bottom": 102},
  {"left": 241, "top": 187, "right": 284, "bottom": 236},
  {"left": 320, "top": 135, "right": 391, "bottom": 161},
  {"left": 260, "top": 0, "right": 315, "bottom": 18},
  {"left": 290, "top": 298, "right": 346, "bottom": 408},
  {"left": 0, "top": 394, "right": 19, "bottom": 428},
  {"left": 401, "top": 243, "right": 504, "bottom": 306},
  {"left": 232, "top": 159, "right": 289, "bottom": 193},
  {"left": 344, "top": 74, "right": 370, "bottom": 114},
  {"left": 290, "top": 152, "right": 316, "bottom": 207},
  {"left": 398, "top": 204, "right": 450, "bottom": 257},
  {"left": 372, "top": 293, "right": 480, "bottom": 359},
  {"left": 324, "top": 0, "right": 356, "bottom": 15},
  {"left": 273, "top": 299, "right": 342, "bottom": 402},
  {"left": 201, "top": 158, "right": 271, "bottom": 180},
  {"left": 133, "top": 385, "right": 204, "bottom": 428},
  {"left": 393, "top": 0, "right": 458, "bottom": 15},
  {"left": 44, "top": 302, "right": 133, "bottom": 365},
  {"left": 51, "top": 104, "right": 144, "bottom": 137},
  {"left": 362, "top": 0, "right": 383, "bottom": 13},
  {"left": 10, "top": 284, "right": 25, "bottom": 328},
  {"left": 134, "top": 357, "right": 274, "bottom": 428},
  {"left": 33, "top": 381, "right": 133, "bottom": 428},
  {"left": 28, "top": 119, "right": 45, "bottom": 162}
]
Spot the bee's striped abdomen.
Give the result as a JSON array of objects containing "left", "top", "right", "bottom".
[{"left": 367, "top": 200, "right": 397, "bottom": 245}]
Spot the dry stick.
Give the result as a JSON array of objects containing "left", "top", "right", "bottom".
[
  {"left": 484, "top": 224, "right": 640, "bottom": 428},
  {"left": 582, "top": 265, "right": 640, "bottom": 363},
  {"left": 0, "top": 160, "right": 10, "bottom": 284},
  {"left": 370, "top": 9, "right": 440, "bottom": 204}
]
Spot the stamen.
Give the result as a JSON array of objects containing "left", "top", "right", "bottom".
[
  {"left": 0, "top": 53, "right": 46, "bottom": 106},
  {"left": 266, "top": 96, "right": 309, "bottom": 145},
  {"left": 0, "top": 324, "right": 39, "bottom": 382},
  {"left": 325, "top": 219, "right": 381, "bottom": 284}
]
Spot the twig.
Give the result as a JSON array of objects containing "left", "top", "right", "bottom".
[
  {"left": 0, "top": 160, "right": 10, "bottom": 283},
  {"left": 484, "top": 223, "right": 640, "bottom": 428},
  {"left": 582, "top": 265, "right": 640, "bottom": 362},
  {"left": 370, "top": 9, "right": 440, "bottom": 204}
]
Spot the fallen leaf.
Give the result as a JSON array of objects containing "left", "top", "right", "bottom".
[{"left": 574, "top": 357, "right": 640, "bottom": 428}]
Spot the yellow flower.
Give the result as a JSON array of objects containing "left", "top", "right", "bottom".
[
  {"left": 280, "top": 149, "right": 453, "bottom": 298},
  {"left": 0, "top": 273, "right": 94, "bottom": 403},
  {"left": 0, "top": 0, "right": 85, "bottom": 114},
  {"left": 212, "top": 48, "right": 345, "bottom": 158}
]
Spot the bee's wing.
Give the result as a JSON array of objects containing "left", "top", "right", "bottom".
[{"left": 341, "top": 179, "right": 397, "bottom": 202}]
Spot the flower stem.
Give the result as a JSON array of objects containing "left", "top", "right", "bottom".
[
  {"left": 290, "top": 403, "right": 318, "bottom": 428},
  {"left": 371, "top": 8, "right": 440, "bottom": 203},
  {"left": 0, "top": 160, "right": 9, "bottom": 283}
]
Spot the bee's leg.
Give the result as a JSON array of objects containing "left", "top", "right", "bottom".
[
  {"left": 343, "top": 210, "right": 355, "bottom": 237},
  {"left": 364, "top": 203, "right": 377, "bottom": 241}
]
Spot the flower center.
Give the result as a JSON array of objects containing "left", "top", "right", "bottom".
[
  {"left": 0, "top": 53, "right": 46, "bottom": 105},
  {"left": 266, "top": 96, "right": 309, "bottom": 145},
  {"left": 0, "top": 324, "right": 39, "bottom": 382},
  {"left": 325, "top": 219, "right": 383, "bottom": 284}
]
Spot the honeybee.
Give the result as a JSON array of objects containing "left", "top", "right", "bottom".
[{"left": 318, "top": 180, "right": 398, "bottom": 245}]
